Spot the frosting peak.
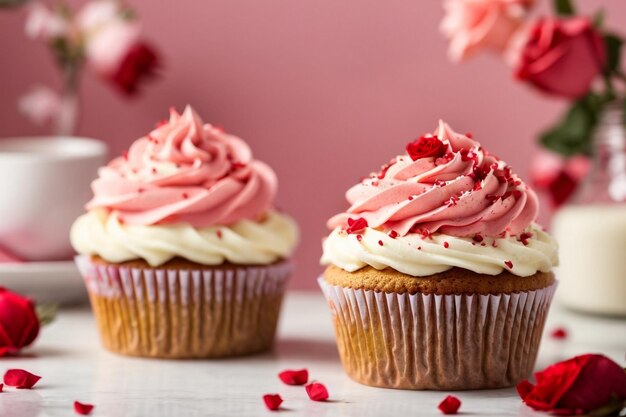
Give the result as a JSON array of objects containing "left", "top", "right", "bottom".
[
  {"left": 87, "top": 105, "right": 277, "bottom": 227},
  {"left": 327, "top": 121, "right": 539, "bottom": 238}
]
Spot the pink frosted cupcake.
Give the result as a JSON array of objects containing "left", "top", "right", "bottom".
[
  {"left": 319, "top": 121, "right": 558, "bottom": 389},
  {"left": 71, "top": 105, "right": 298, "bottom": 358}
]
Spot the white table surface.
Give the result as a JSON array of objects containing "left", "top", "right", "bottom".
[{"left": 1, "top": 292, "right": 625, "bottom": 417}]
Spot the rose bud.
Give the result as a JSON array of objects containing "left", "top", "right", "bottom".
[
  {"left": 518, "top": 354, "right": 626, "bottom": 415},
  {"left": 513, "top": 17, "right": 606, "bottom": 99},
  {"left": 0, "top": 287, "right": 40, "bottom": 356}
]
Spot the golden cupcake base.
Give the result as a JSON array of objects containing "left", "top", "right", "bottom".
[
  {"left": 319, "top": 267, "right": 557, "bottom": 390},
  {"left": 76, "top": 256, "right": 292, "bottom": 358}
]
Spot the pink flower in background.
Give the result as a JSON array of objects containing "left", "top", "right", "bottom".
[
  {"left": 441, "top": 0, "right": 533, "bottom": 62},
  {"left": 77, "top": 1, "right": 159, "bottom": 95},
  {"left": 24, "top": 2, "right": 68, "bottom": 41},
  {"left": 530, "top": 150, "right": 590, "bottom": 207},
  {"left": 18, "top": 85, "right": 62, "bottom": 126},
  {"left": 514, "top": 17, "right": 606, "bottom": 99}
]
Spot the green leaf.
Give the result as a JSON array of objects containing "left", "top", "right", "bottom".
[
  {"left": 36, "top": 303, "right": 58, "bottom": 326},
  {"left": 603, "top": 33, "right": 623, "bottom": 76},
  {"left": 539, "top": 96, "right": 601, "bottom": 156},
  {"left": 553, "top": 0, "right": 575, "bottom": 16}
]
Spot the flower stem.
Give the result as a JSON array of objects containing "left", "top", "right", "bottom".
[
  {"left": 54, "top": 63, "right": 80, "bottom": 136},
  {"left": 552, "top": 0, "right": 575, "bottom": 16}
]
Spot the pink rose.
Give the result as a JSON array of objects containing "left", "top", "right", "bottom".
[
  {"left": 441, "top": 0, "right": 533, "bottom": 62},
  {"left": 514, "top": 17, "right": 606, "bottom": 99},
  {"left": 24, "top": 2, "right": 68, "bottom": 41}
]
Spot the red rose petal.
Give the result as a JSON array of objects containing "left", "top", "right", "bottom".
[
  {"left": 278, "top": 369, "right": 308, "bottom": 385},
  {"left": 305, "top": 382, "right": 329, "bottom": 402},
  {"left": 0, "top": 347, "right": 11, "bottom": 357},
  {"left": 263, "top": 394, "right": 283, "bottom": 411},
  {"left": 3, "top": 369, "right": 41, "bottom": 389},
  {"left": 438, "top": 395, "right": 461, "bottom": 414},
  {"left": 550, "top": 327, "right": 568, "bottom": 340},
  {"left": 516, "top": 380, "right": 534, "bottom": 399},
  {"left": 74, "top": 401, "right": 94, "bottom": 415},
  {"left": 406, "top": 136, "right": 446, "bottom": 161},
  {"left": 0, "top": 383, "right": 3, "bottom": 392}
]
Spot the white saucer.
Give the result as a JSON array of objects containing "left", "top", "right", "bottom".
[{"left": 0, "top": 260, "right": 87, "bottom": 305}]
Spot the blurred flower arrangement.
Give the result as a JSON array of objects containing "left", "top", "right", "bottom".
[
  {"left": 5, "top": 0, "right": 160, "bottom": 135},
  {"left": 441, "top": 0, "right": 624, "bottom": 207}
]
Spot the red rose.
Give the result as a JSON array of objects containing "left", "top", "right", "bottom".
[
  {"left": 0, "top": 287, "right": 40, "bottom": 356},
  {"left": 518, "top": 354, "right": 626, "bottom": 415},
  {"left": 514, "top": 17, "right": 606, "bottom": 99},
  {"left": 110, "top": 43, "right": 159, "bottom": 95},
  {"left": 406, "top": 136, "right": 446, "bottom": 160}
]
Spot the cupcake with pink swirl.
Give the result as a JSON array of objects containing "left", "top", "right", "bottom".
[
  {"left": 71, "top": 105, "right": 298, "bottom": 358},
  {"left": 319, "top": 121, "right": 558, "bottom": 390}
]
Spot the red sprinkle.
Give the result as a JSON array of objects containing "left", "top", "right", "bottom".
[
  {"left": 550, "top": 327, "right": 568, "bottom": 340},
  {"left": 504, "top": 260, "right": 513, "bottom": 269},
  {"left": 182, "top": 193, "right": 189, "bottom": 199},
  {"left": 472, "top": 234, "right": 483, "bottom": 243},
  {"left": 408, "top": 195, "right": 414, "bottom": 200},
  {"left": 3, "top": 369, "right": 41, "bottom": 389},
  {"left": 377, "top": 159, "right": 396, "bottom": 179},
  {"left": 278, "top": 369, "right": 308, "bottom": 386},
  {"left": 305, "top": 382, "right": 329, "bottom": 402},
  {"left": 438, "top": 395, "right": 461, "bottom": 414},
  {"left": 216, "top": 230, "right": 223, "bottom": 239},
  {"left": 151, "top": 167, "right": 157, "bottom": 174},
  {"left": 417, "top": 246, "right": 422, "bottom": 250},
  {"left": 443, "top": 242, "right": 449, "bottom": 248},
  {"left": 388, "top": 230, "right": 398, "bottom": 239},
  {"left": 263, "top": 394, "right": 283, "bottom": 411},
  {"left": 356, "top": 234, "right": 362, "bottom": 242},
  {"left": 371, "top": 180, "right": 379, "bottom": 187},
  {"left": 74, "top": 401, "right": 95, "bottom": 415},
  {"left": 465, "top": 132, "right": 473, "bottom": 138},
  {"left": 346, "top": 217, "right": 368, "bottom": 234},
  {"left": 519, "top": 232, "right": 532, "bottom": 246},
  {"left": 137, "top": 188, "right": 145, "bottom": 193},
  {"left": 122, "top": 150, "right": 129, "bottom": 160},
  {"left": 378, "top": 240, "right": 384, "bottom": 246}
]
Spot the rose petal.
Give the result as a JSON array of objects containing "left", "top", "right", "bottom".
[
  {"left": 516, "top": 380, "right": 534, "bottom": 399},
  {"left": 438, "top": 395, "right": 461, "bottom": 414},
  {"left": 305, "top": 382, "right": 329, "bottom": 402},
  {"left": 550, "top": 327, "right": 568, "bottom": 340},
  {"left": 0, "top": 347, "right": 11, "bottom": 357},
  {"left": 262, "top": 394, "right": 283, "bottom": 411},
  {"left": 74, "top": 401, "right": 95, "bottom": 415},
  {"left": 278, "top": 369, "right": 309, "bottom": 386},
  {"left": 3, "top": 369, "right": 41, "bottom": 389},
  {"left": 0, "top": 383, "right": 3, "bottom": 392}
]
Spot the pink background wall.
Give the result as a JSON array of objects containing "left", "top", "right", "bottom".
[{"left": 1, "top": 1, "right": 624, "bottom": 289}]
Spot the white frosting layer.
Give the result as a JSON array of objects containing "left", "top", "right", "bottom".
[
  {"left": 71, "top": 209, "right": 298, "bottom": 267},
  {"left": 321, "top": 223, "right": 557, "bottom": 277}
]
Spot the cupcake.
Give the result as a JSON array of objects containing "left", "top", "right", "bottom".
[
  {"left": 71, "top": 105, "right": 298, "bottom": 358},
  {"left": 319, "top": 121, "right": 558, "bottom": 390}
]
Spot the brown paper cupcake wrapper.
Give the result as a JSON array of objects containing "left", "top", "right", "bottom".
[
  {"left": 318, "top": 277, "right": 557, "bottom": 390},
  {"left": 76, "top": 255, "right": 292, "bottom": 358}
]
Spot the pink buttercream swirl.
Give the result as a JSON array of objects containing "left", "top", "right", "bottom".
[
  {"left": 87, "top": 105, "right": 277, "bottom": 227},
  {"left": 327, "top": 121, "right": 539, "bottom": 237}
]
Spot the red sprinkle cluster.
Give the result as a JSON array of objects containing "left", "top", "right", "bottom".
[
  {"left": 519, "top": 232, "right": 532, "bottom": 246},
  {"left": 346, "top": 217, "right": 368, "bottom": 234},
  {"left": 504, "top": 260, "right": 514, "bottom": 269}
]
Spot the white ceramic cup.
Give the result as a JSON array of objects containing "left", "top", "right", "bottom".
[{"left": 0, "top": 137, "right": 108, "bottom": 262}]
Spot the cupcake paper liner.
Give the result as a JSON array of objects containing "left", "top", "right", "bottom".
[
  {"left": 318, "top": 277, "right": 557, "bottom": 390},
  {"left": 76, "top": 255, "right": 292, "bottom": 358}
]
